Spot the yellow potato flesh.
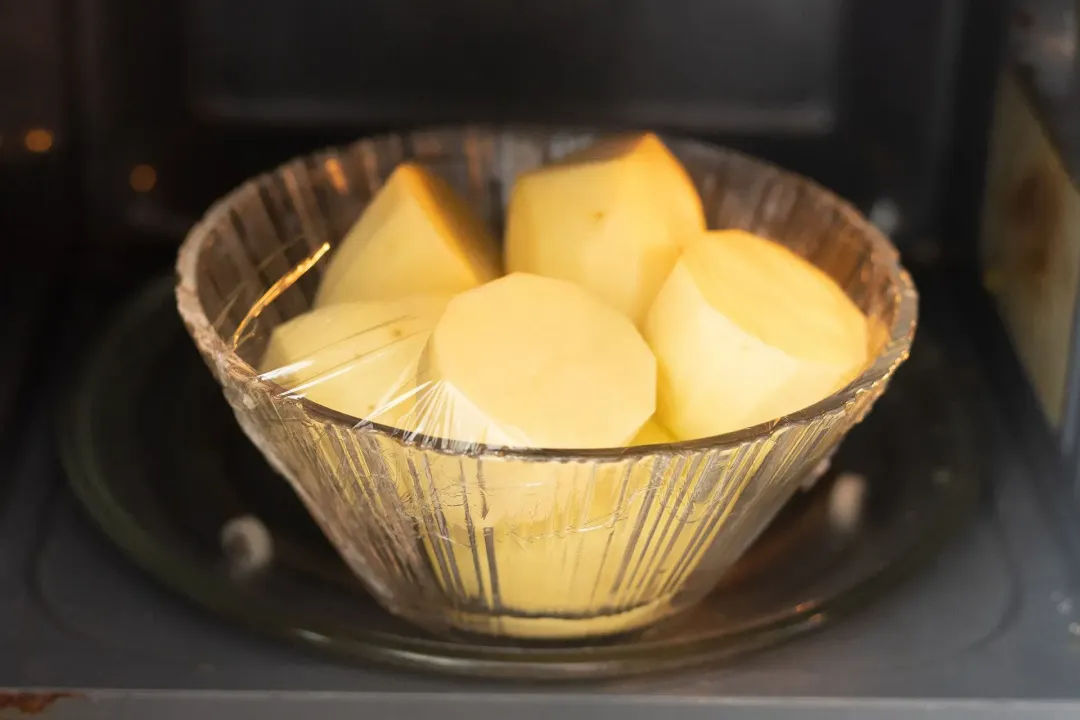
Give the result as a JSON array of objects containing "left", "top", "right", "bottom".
[
  {"left": 315, "top": 163, "right": 500, "bottom": 307},
  {"left": 419, "top": 272, "right": 656, "bottom": 449},
  {"left": 504, "top": 133, "right": 705, "bottom": 326},
  {"left": 630, "top": 418, "right": 676, "bottom": 446},
  {"left": 631, "top": 133, "right": 707, "bottom": 235},
  {"left": 644, "top": 230, "right": 869, "bottom": 440},
  {"left": 259, "top": 295, "right": 451, "bottom": 426}
]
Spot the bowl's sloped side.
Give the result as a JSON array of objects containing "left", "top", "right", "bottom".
[
  {"left": 174, "top": 127, "right": 916, "bottom": 640},
  {"left": 213, "top": 374, "right": 861, "bottom": 639}
]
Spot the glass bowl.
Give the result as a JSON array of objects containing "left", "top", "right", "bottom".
[{"left": 174, "top": 127, "right": 917, "bottom": 641}]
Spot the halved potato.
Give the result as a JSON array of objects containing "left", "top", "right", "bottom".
[
  {"left": 260, "top": 295, "right": 451, "bottom": 425},
  {"left": 417, "top": 272, "right": 656, "bottom": 449},
  {"left": 315, "top": 163, "right": 500, "bottom": 307},
  {"left": 505, "top": 133, "right": 705, "bottom": 326},
  {"left": 644, "top": 230, "right": 868, "bottom": 440}
]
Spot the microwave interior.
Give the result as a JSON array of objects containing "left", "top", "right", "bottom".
[{"left": 6, "top": 0, "right": 1080, "bottom": 717}]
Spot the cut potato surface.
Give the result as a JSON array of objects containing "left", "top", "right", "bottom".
[
  {"left": 628, "top": 133, "right": 707, "bottom": 236},
  {"left": 504, "top": 133, "right": 705, "bottom": 326},
  {"left": 645, "top": 230, "right": 869, "bottom": 440},
  {"left": 260, "top": 295, "right": 451, "bottom": 425},
  {"left": 418, "top": 272, "right": 657, "bottom": 449},
  {"left": 315, "top": 162, "right": 499, "bottom": 307}
]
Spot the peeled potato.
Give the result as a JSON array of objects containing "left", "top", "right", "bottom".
[
  {"left": 632, "top": 133, "right": 707, "bottom": 235},
  {"left": 315, "top": 163, "right": 500, "bottom": 307},
  {"left": 260, "top": 295, "right": 451, "bottom": 425},
  {"left": 417, "top": 272, "right": 656, "bottom": 449},
  {"left": 644, "top": 230, "right": 868, "bottom": 440},
  {"left": 504, "top": 133, "right": 705, "bottom": 326}
]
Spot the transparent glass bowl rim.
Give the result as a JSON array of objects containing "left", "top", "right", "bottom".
[{"left": 175, "top": 125, "right": 918, "bottom": 462}]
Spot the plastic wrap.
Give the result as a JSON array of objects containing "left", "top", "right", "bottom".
[{"left": 175, "top": 128, "right": 916, "bottom": 640}]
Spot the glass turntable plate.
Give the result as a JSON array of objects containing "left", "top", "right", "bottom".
[{"left": 59, "top": 278, "right": 977, "bottom": 680}]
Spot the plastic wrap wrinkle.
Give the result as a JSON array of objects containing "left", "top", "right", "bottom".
[{"left": 175, "top": 127, "right": 916, "bottom": 640}]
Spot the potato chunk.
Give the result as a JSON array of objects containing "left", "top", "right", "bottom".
[
  {"left": 644, "top": 230, "right": 868, "bottom": 440},
  {"left": 315, "top": 163, "right": 499, "bottom": 307},
  {"left": 505, "top": 133, "right": 705, "bottom": 326},
  {"left": 260, "top": 295, "right": 451, "bottom": 425},
  {"left": 417, "top": 272, "right": 656, "bottom": 449}
]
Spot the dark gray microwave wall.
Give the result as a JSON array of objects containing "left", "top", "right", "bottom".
[
  {"left": 70, "top": 0, "right": 1002, "bottom": 255},
  {"left": 186, "top": 0, "right": 839, "bottom": 134}
]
